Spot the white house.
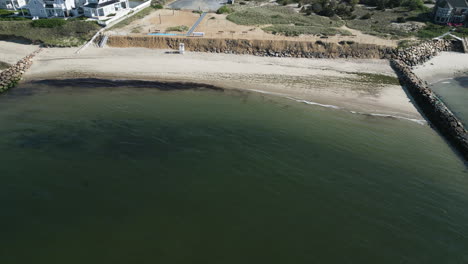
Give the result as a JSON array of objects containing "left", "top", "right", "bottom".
[
  {"left": 27, "top": 0, "right": 76, "bottom": 18},
  {"left": 0, "top": 0, "right": 27, "bottom": 10},
  {"left": 82, "top": 0, "right": 128, "bottom": 18},
  {"left": 434, "top": 0, "right": 468, "bottom": 24}
]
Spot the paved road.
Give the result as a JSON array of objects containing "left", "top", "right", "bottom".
[{"left": 168, "top": 0, "right": 225, "bottom": 11}]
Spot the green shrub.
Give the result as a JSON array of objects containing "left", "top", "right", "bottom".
[
  {"left": 0, "top": 20, "right": 100, "bottom": 46},
  {"left": 0, "top": 9, "right": 16, "bottom": 16},
  {"left": 0, "top": 17, "right": 29, "bottom": 21},
  {"left": 360, "top": 13, "right": 372, "bottom": 19},
  {"left": 32, "top": 18, "right": 66, "bottom": 28},
  {"left": 402, "top": 0, "right": 425, "bottom": 10},
  {"left": 151, "top": 0, "right": 166, "bottom": 8},
  {"left": 416, "top": 23, "right": 449, "bottom": 38},
  {"left": 396, "top": 16, "right": 405, "bottom": 23},
  {"left": 217, "top": 6, "right": 234, "bottom": 14},
  {"left": 166, "top": 25, "right": 189, "bottom": 32}
]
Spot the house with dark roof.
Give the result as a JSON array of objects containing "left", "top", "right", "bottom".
[
  {"left": 434, "top": 0, "right": 468, "bottom": 24},
  {"left": 82, "top": 0, "right": 128, "bottom": 17}
]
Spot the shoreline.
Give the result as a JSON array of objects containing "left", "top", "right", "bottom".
[
  {"left": 17, "top": 77, "right": 427, "bottom": 125},
  {"left": 20, "top": 46, "right": 422, "bottom": 121},
  {"left": 412, "top": 52, "right": 468, "bottom": 84}
]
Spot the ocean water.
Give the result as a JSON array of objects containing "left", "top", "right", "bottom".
[
  {"left": 0, "top": 82, "right": 467, "bottom": 264},
  {"left": 430, "top": 77, "right": 468, "bottom": 127}
]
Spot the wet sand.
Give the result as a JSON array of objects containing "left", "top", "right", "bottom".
[{"left": 19, "top": 46, "right": 422, "bottom": 120}]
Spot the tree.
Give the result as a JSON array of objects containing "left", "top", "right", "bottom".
[{"left": 402, "top": 0, "right": 424, "bottom": 10}]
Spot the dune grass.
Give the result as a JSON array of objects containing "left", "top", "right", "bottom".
[
  {"left": 0, "top": 20, "right": 100, "bottom": 46},
  {"left": 166, "top": 25, "right": 189, "bottom": 32},
  {"left": 227, "top": 5, "right": 347, "bottom": 36}
]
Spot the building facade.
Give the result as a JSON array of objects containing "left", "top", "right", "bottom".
[
  {"left": 82, "top": 0, "right": 128, "bottom": 17},
  {"left": 25, "top": 0, "right": 128, "bottom": 18},
  {"left": 434, "top": 0, "right": 468, "bottom": 24},
  {"left": 0, "top": 0, "right": 27, "bottom": 10},
  {"left": 27, "top": 0, "right": 76, "bottom": 17}
]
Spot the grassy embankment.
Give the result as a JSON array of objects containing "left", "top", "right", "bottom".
[
  {"left": 346, "top": 5, "right": 468, "bottom": 39},
  {"left": 224, "top": 1, "right": 467, "bottom": 42},
  {"left": 0, "top": 17, "right": 101, "bottom": 46},
  {"left": 226, "top": 5, "right": 350, "bottom": 36}
]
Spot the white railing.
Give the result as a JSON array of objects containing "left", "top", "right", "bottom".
[
  {"left": 75, "top": 1, "right": 151, "bottom": 53},
  {"left": 98, "top": 1, "right": 151, "bottom": 26}
]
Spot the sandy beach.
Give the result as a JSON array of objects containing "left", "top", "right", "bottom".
[
  {"left": 413, "top": 52, "right": 468, "bottom": 84},
  {"left": 0, "top": 42, "right": 422, "bottom": 121},
  {"left": 25, "top": 46, "right": 421, "bottom": 119},
  {"left": 0, "top": 40, "right": 39, "bottom": 65}
]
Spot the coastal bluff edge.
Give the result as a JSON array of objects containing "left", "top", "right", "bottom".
[{"left": 0, "top": 49, "right": 42, "bottom": 93}]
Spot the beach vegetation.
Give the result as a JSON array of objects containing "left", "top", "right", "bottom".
[
  {"left": 417, "top": 23, "right": 468, "bottom": 38},
  {"left": 352, "top": 72, "right": 401, "bottom": 85},
  {"left": 166, "top": 25, "right": 189, "bottom": 32},
  {"left": 226, "top": 5, "right": 347, "bottom": 36},
  {"left": 31, "top": 18, "right": 66, "bottom": 28},
  {"left": 151, "top": 0, "right": 166, "bottom": 8},
  {"left": 264, "top": 24, "right": 351, "bottom": 36},
  {"left": 345, "top": 5, "right": 430, "bottom": 38},
  {"left": 217, "top": 6, "right": 234, "bottom": 14},
  {"left": 0, "top": 9, "right": 16, "bottom": 16},
  {"left": 0, "top": 20, "right": 101, "bottom": 46}
]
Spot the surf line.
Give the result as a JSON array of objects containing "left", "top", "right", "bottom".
[{"left": 247, "top": 89, "right": 426, "bottom": 125}]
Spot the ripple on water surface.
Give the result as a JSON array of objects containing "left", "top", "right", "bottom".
[{"left": 0, "top": 84, "right": 467, "bottom": 264}]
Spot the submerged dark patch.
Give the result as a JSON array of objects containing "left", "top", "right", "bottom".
[{"left": 29, "top": 78, "right": 225, "bottom": 91}]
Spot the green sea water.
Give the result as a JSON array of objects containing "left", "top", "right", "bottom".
[
  {"left": 430, "top": 77, "right": 468, "bottom": 127},
  {"left": 0, "top": 83, "right": 467, "bottom": 264}
]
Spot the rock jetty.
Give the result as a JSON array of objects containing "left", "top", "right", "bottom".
[
  {"left": 0, "top": 49, "right": 41, "bottom": 93},
  {"left": 391, "top": 59, "right": 468, "bottom": 161},
  {"left": 390, "top": 39, "right": 461, "bottom": 66}
]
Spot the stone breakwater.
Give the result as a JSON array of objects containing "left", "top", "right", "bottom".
[
  {"left": 391, "top": 59, "right": 468, "bottom": 161},
  {"left": 391, "top": 39, "right": 462, "bottom": 67},
  {"left": 0, "top": 49, "right": 41, "bottom": 93}
]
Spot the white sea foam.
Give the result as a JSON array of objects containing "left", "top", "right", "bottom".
[
  {"left": 286, "top": 97, "right": 341, "bottom": 109},
  {"left": 349, "top": 111, "right": 427, "bottom": 125},
  {"left": 247, "top": 89, "right": 427, "bottom": 125}
]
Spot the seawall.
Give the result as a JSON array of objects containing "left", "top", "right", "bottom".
[
  {"left": 0, "top": 49, "right": 41, "bottom": 93},
  {"left": 391, "top": 59, "right": 468, "bottom": 161},
  {"left": 107, "top": 36, "right": 394, "bottom": 59},
  {"left": 107, "top": 36, "right": 464, "bottom": 61}
]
